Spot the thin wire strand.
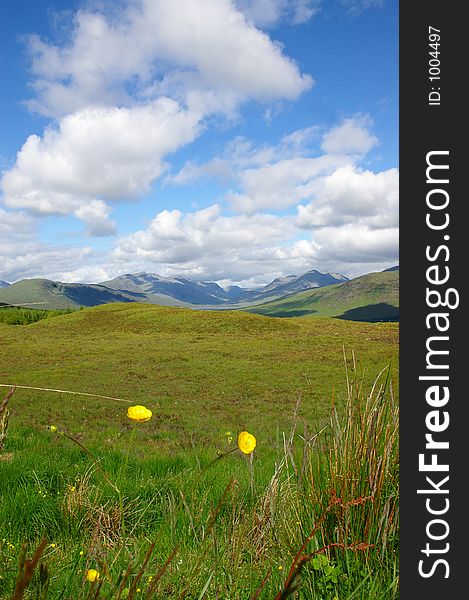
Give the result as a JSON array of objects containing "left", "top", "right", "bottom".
[{"left": 0, "top": 383, "right": 131, "bottom": 403}]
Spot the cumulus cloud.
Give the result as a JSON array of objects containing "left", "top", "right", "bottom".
[
  {"left": 2, "top": 0, "right": 313, "bottom": 239},
  {"left": 26, "top": 0, "right": 312, "bottom": 118},
  {"left": 111, "top": 204, "right": 301, "bottom": 282},
  {"left": 2, "top": 99, "right": 201, "bottom": 216},
  {"left": 229, "top": 154, "right": 351, "bottom": 212},
  {"left": 160, "top": 118, "right": 398, "bottom": 278},
  {"left": 296, "top": 165, "right": 398, "bottom": 229},
  {"left": 108, "top": 198, "right": 397, "bottom": 284},
  {"left": 168, "top": 117, "right": 381, "bottom": 215},
  {"left": 0, "top": 207, "right": 35, "bottom": 238},
  {"left": 321, "top": 116, "right": 378, "bottom": 155},
  {"left": 165, "top": 125, "right": 321, "bottom": 189},
  {"left": 74, "top": 200, "right": 116, "bottom": 237},
  {"left": 312, "top": 223, "right": 397, "bottom": 263}
]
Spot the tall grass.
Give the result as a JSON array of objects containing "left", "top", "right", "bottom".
[{"left": 0, "top": 355, "right": 398, "bottom": 599}]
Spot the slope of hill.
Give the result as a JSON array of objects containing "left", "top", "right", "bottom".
[
  {"left": 246, "top": 271, "right": 399, "bottom": 321},
  {"left": 0, "top": 302, "right": 399, "bottom": 442},
  {"left": 0, "top": 278, "right": 179, "bottom": 309},
  {"left": 0, "top": 280, "right": 10, "bottom": 288}
]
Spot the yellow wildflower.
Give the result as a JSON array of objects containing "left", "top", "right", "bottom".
[
  {"left": 86, "top": 569, "right": 100, "bottom": 582},
  {"left": 237, "top": 431, "right": 256, "bottom": 454},
  {"left": 127, "top": 405, "right": 152, "bottom": 423},
  {"left": 49, "top": 425, "right": 57, "bottom": 433}
]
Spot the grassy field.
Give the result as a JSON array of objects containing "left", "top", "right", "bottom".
[{"left": 0, "top": 304, "right": 398, "bottom": 599}]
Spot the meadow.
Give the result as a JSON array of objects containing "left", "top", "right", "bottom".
[{"left": 0, "top": 303, "right": 399, "bottom": 599}]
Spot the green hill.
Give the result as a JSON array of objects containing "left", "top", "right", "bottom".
[
  {"left": 0, "top": 278, "right": 163, "bottom": 309},
  {"left": 245, "top": 271, "right": 399, "bottom": 321},
  {"left": 0, "top": 302, "right": 398, "bottom": 445}
]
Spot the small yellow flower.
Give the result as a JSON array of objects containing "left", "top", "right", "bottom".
[
  {"left": 86, "top": 569, "right": 100, "bottom": 582},
  {"left": 278, "top": 565, "right": 283, "bottom": 570},
  {"left": 49, "top": 425, "right": 58, "bottom": 433},
  {"left": 237, "top": 431, "right": 256, "bottom": 454},
  {"left": 50, "top": 543, "right": 56, "bottom": 548},
  {"left": 127, "top": 405, "right": 152, "bottom": 423},
  {"left": 79, "top": 550, "right": 84, "bottom": 556}
]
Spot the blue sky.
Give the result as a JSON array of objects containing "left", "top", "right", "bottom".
[{"left": 0, "top": 0, "right": 398, "bottom": 286}]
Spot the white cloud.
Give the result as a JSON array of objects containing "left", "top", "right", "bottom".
[
  {"left": 321, "top": 116, "right": 378, "bottom": 155},
  {"left": 230, "top": 154, "right": 351, "bottom": 212},
  {"left": 0, "top": 227, "right": 95, "bottom": 284},
  {"left": 2, "top": 99, "right": 201, "bottom": 221},
  {"left": 166, "top": 126, "right": 321, "bottom": 187},
  {"left": 111, "top": 204, "right": 301, "bottom": 282},
  {"left": 312, "top": 223, "right": 398, "bottom": 263},
  {"left": 167, "top": 117, "right": 380, "bottom": 215},
  {"left": 2, "top": 0, "right": 313, "bottom": 239},
  {"left": 26, "top": 0, "right": 313, "bottom": 118},
  {"left": 297, "top": 165, "right": 398, "bottom": 229},
  {"left": 0, "top": 207, "right": 35, "bottom": 238},
  {"left": 74, "top": 200, "right": 116, "bottom": 237}
]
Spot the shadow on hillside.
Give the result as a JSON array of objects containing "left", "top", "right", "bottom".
[
  {"left": 263, "top": 308, "right": 318, "bottom": 318},
  {"left": 337, "top": 303, "right": 399, "bottom": 323}
]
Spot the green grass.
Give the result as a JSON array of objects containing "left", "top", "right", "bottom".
[
  {"left": 0, "top": 304, "right": 398, "bottom": 598},
  {"left": 0, "top": 303, "right": 398, "bottom": 446},
  {"left": 0, "top": 307, "right": 76, "bottom": 325},
  {"left": 246, "top": 271, "right": 399, "bottom": 321}
]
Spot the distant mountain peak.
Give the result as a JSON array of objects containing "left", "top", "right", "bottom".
[{"left": 0, "top": 268, "right": 350, "bottom": 310}]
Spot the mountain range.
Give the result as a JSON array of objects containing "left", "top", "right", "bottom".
[
  {"left": 248, "top": 269, "right": 399, "bottom": 322},
  {"left": 0, "top": 269, "right": 349, "bottom": 310}
]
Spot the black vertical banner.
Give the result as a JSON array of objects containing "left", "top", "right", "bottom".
[{"left": 400, "top": 2, "right": 466, "bottom": 598}]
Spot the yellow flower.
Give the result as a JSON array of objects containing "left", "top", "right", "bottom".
[
  {"left": 86, "top": 569, "right": 100, "bottom": 583},
  {"left": 127, "top": 405, "right": 152, "bottom": 423},
  {"left": 49, "top": 425, "right": 57, "bottom": 433},
  {"left": 79, "top": 551, "right": 84, "bottom": 556},
  {"left": 237, "top": 431, "right": 256, "bottom": 454}
]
